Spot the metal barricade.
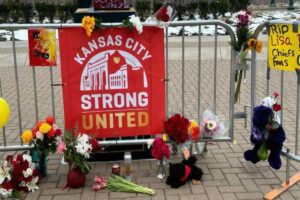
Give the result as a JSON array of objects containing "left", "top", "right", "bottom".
[
  {"left": 0, "top": 20, "right": 236, "bottom": 152},
  {"left": 251, "top": 20, "right": 300, "bottom": 199}
]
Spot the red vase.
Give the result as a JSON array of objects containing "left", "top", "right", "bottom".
[{"left": 67, "top": 168, "right": 86, "bottom": 188}]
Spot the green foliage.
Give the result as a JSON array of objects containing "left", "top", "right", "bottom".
[
  {"left": 20, "top": 3, "right": 34, "bottom": 23},
  {"left": 153, "top": 2, "right": 163, "bottom": 14},
  {"left": 57, "top": 2, "right": 77, "bottom": 23},
  {"left": 135, "top": 0, "right": 150, "bottom": 21},
  {"left": 198, "top": 0, "right": 209, "bottom": 20},
  {"left": 45, "top": 3, "right": 56, "bottom": 23},
  {"left": 35, "top": 2, "right": 48, "bottom": 23},
  {"left": 218, "top": 0, "right": 229, "bottom": 16},
  {"left": 186, "top": 2, "right": 198, "bottom": 20},
  {"left": 176, "top": 3, "right": 186, "bottom": 21},
  {"left": 0, "top": 4, "right": 10, "bottom": 23},
  {"left": 228, "top": 0, "right": 249, "bottom": 12},
  {"left": 8, "top": 1, "right": 21, "bottom": 23},
  {"left": 63, "top": 131, "right": 92, "bottom": 174},
  {"left": 209, "top": 1, "right": 220, "bottom": 19}
]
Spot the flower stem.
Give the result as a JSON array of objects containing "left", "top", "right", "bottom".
[{"left": 234, "top": 70, "right": 243, "bottom": 103}]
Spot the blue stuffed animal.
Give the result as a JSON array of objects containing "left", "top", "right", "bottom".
[{"left": 244, "top": 95, "right": 286, "bottom": 170}]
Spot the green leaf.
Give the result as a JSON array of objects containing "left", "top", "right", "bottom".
[{"left": 12, "top": 190, "right": 21, "bottom": 199}]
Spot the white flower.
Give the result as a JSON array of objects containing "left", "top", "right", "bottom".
[
  {"left": 129, "top": 15, "right": 143, "bottom": 34},
  {"left": 147, "top": 139, "right": 154, "bottom": 149},
  {"left": 75, "top": 143, "right": 92, "bottom": 159},
  {"left": 22, "top": 154, "right": 32, "bottom": 165},
  {"left": 26, "top": 176, "right": 39, "bottom": 192},
  {"left": 206, "top": 120, "right": 217, "bottom": 131},
  {"left": 0, "top": 162, "right": 11, "bottom": 184},
  {"left": 36, "top": 131, "right": 44, "bottom": 140},
  {"left": 0, "top": 188, "right": 12, "bottom": 199},
  {"left": 23, "top": 168, "right": 33, "bottom": 178}
]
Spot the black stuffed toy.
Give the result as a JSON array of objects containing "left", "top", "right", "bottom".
[
  {"left": 244, "top": 95, "right": 286, "bottom": 170},
  {"left": 166, "top": 149, "right": 203, "bottom": 188}
]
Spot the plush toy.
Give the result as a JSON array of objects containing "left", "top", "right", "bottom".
[
  {"left": 244, "top": 94, "right": 286, "bottom": 170},
  {"left": 166, "top": 149, "right": 203, "bottom": 188}
]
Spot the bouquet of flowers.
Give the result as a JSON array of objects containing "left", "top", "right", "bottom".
[
  {"left": 230, "top": 10, "right": 263, "bottom": 103},
  {"left": 58, "top": 131, "right": 101, "bottom": 174},
  {"left": 21, "top": 116, "right": 62, "bottom": 177},
  {"left": 164, "top": 114, "right": 189, "bottom": 144},
  {"left": 151, "top": 137, "right": 170, "bottom": 161},
  {"left": 200, "top": 110, "right": 226, "bottom": 138},
  {"left": 0, "top": 154, "right": 39, "bottom": 199},
  {"left": 81, "top": 14, "right": 143, "bottom": 37},
  {"left": 188, "top": 120, "right": 200, "bottom": 141}
]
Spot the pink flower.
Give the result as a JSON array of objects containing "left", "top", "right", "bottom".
[
  {"left": 56, "top": 141, "right": 66, "bottom": 154},
  {"left": 36, "top": 131, "right": 43, "bottom": 140},
  {"left": 273, "top": 92, "right": 280, "bottom": 98}
]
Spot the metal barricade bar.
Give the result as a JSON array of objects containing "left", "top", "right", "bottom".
[
  {"left": 0, "top": 20, "right": 236, "bottom": 151},
  {"left": 251, "top": 20, "right": 300, "bottom": 199}
]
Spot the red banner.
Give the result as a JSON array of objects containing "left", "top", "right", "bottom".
[
  {"left": 59, "top": 27, "right": 166, "bottom": 138},
  {"left": 28, "top": 29, "right": 57, "bottom": 66}
]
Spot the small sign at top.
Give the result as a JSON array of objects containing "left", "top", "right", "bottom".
[{"left": 94, "top": 0, "right": 130, "bottom": 10}]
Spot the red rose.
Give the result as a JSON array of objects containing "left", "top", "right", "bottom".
[
  {"left": 46, "top": 116, "right": 55, "bottom": 125},
  {"left": 273, "top": 103, "right": 281, "bottom": 112},
  {"left": 164, "top": 114, "right": 189, "bottom": 144},
  {"left": 48, "top": 129, "right": 56, "bottom": 138},
  {"left": 90, "top": 139, "right": 101, "bottom": 152},
  {"left": 2, "top": 180, "right": 13, "bottom": 190},
  {"left": 36, "top": 120, "right": 44, "bottom": 128},
  {"left": 55, "top": 128, "right": 62, "bottom": 136}
]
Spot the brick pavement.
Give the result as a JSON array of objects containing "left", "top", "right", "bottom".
[{"left": 0, "top": 35, "right": 300, "bottom": 200}]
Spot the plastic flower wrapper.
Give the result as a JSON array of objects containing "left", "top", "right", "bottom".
[{"left": 200, "top": 110, "right": 226, "bottom": 138}]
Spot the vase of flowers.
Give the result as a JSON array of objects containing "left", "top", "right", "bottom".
[
  {"left": 164, "top": 114, "right": 190, "bottom": 155},
  {"left": 150, "top": 137, "right": 170, "bottom": 179},
  {"left": 57, "top": 131, "right": 101, "bottom": 188},
  {"left": 0, "top": 154, "right": 39, "bottom": 199},
  {"left": 230, "top": 10, "right": 263, "bottom": 103},
  {"left": 21, "top": 116, "right": 62, "bottom": 177},
  {"left": 188, "top": 120, "right": 202, "bottom": 155}
]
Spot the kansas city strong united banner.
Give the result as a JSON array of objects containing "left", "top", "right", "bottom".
[{"left": 59, "top": 27, "right": 165, "bottom": 138}]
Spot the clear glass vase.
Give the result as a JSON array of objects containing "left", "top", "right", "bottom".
[{"left": 156, "top": 159, "right": 167, "bottom": 179}]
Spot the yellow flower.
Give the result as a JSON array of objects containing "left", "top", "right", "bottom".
[
  {"left": 255, "top": 40, "right": 263, "bottom": 53},
  {"left": 21, "top": 130, "right": 33, "bottom": 144},
  {"left": 162, "top": 134, "right": 168, "bottom": 142},
  {"left": 39, "top": 123, "right": 52, "bottom": 134},
  {"left": 188, "top": 120, "right": 198, "bottom": 134},
  {"left": 247, "top": 38, "right": 256, "bottom": 49},
  {"left": 81, "top": 16, "right": 95, "bottom": 37}
]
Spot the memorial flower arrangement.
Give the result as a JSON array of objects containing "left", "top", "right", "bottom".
[
  {"left": 230, "top": 10, "right": 263, "bottom": 103},
  {"left": 58, "top": 131, "right": 101, "bottom": 174},
  {"left": 21, "top": 116, "right": 62, "bottom": 177},
  {"left": 21, "top": 116, "right": 62, "bottom": 155},
  {"left": 200, "top": 110, "right": 226, "bottom": 138},
  {"left": 188, "top": 120, "right": 200, "bottom": 141},
  {"left": 150, "top": 137, "right": 170, "bottom": 161},
  {"left": 164, "top": 114, "right": 190, "bottom": 144},
  {"left": 81, "top": 14, "right": 143, "bottom": 37},
  {"left": 0, "top": 154, "right": 39, "bottom": 199}
]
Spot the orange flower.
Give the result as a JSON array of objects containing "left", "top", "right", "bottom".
[
  {"left": 81, "top": 16, "right": 95, "bottom": 37},
  {"left": 255, "top": 40, "right": 263, "bottom": 53},
  {"left": 247, "top": 38, "right": 256, "bottom": 49}
]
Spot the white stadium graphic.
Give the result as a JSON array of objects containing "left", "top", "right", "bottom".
[{"left": 80, "top": 50, "right": 148, "bottom": 91}]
